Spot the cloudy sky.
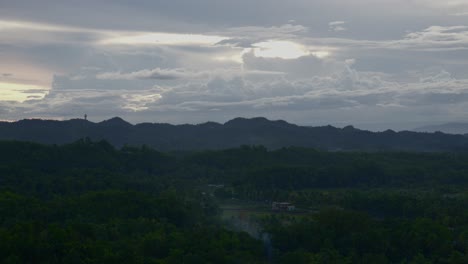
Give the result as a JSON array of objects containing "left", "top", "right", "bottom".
[{"left": 1, "top": 0, "right": 468, "bottom": 130}]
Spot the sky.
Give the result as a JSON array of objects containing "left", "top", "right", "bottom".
[{"left": 1, "top": 0, "right": 468, "bottom": 130}]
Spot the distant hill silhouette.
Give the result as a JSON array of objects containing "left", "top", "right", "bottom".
[
  {"left": 1, "top": 117, "right": 468, "bottom": 151},
  {"left": 414, "top": 122, "right": 468, "bottom": 135}
]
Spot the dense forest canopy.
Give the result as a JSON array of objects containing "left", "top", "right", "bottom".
[{"left": 0, "top": 140, "right": 467, "bottom": 263}]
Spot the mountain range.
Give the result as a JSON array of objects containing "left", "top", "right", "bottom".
[
  {"left": 2, "top": 117, "right": 468, "bottom": 152},
  {"left": 413, "top": 122, "right": 468, "bottom": 135}
]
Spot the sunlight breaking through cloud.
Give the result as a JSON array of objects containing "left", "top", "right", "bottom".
[
  {"left": 252, "top": 40, "right": 311, "bottom": 59},
  {"left": 0, "top": 82, "right": 49, "bottom": 102}
]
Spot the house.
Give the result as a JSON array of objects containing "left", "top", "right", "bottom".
[{"left": 272, "top": 202, "right": 295, "bottom": 212}]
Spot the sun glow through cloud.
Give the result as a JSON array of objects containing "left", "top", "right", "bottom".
[
  {"left": 122, "top": 93, "right": 162, "bottom": 111},
  {"left": 311, "top": 51, "right": 330, "bottom": 59},
  {"left": 0, "top": 82, "right": 48, "bottom": 102},
  {"left": 252, "top": 40, "right": 311, "bottom": 59}
]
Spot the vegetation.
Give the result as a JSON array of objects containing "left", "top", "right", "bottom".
[{"left": 0, "top": 140, "right": 467, "bottom": 263}]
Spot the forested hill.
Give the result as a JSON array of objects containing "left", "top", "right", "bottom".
[
  {"left": 2, "top": 117, "right": 468, "bottom": 151},
  {"left": 1, "top": 140, "right": 467, "bottom": 263}
]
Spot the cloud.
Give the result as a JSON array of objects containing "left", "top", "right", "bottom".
[
  {"left": 96, "top": 68, "right": 201, "bottom": 80},
  {"left": 251, "top": 40, "right": 311, "bottom": 59},
  {"left": 94, "top": 67, "right": 285, "bottom": 82},
  {"left": 4, "top": 63, "right": 468, "bottom": 131},
  {"left": 0, "top": 19, "right": 104, "bottom": 46},
  {"left": 148, "top": 65, "right": 468, "bottom": 118},
  {"left": 414, "top": 0, "right": 468, "bottom": 9},
  {"left": 2, "top": 2, "right": 468, "bottom": 129},
  {"left": 0, "top": 19, "right": 231, "bottom": 48},
  {"left": 451, "top": 11, "right": 468, "bottom": 16},
  {"left": 216, "top": 24, "right": 308, "bottom": 48},
  {"left": 302, "top": 25, "right": 468, "bottom": 52},
  {"left": 151, "top": 67, "right": 385, "bottom": 111},
  {"left": 98, "top": 32, "right": 228, "bottom": 46},
  {"left": 122, "top": 92, "right": 162, "bottom": 111},
  {"left": 391, "top": 25, "right": 468, "bottom": 50},
  {"left": 227, "top": 23, "right": 308, "bottom": 37},
  {"left": 214, "top": 24, "right": 332, "bottom": 62},
  {"left": 242, "top": 51, "right": 345, "bottom": 79},
  {"left": 419, "top": 70, "right": 452, "bottom": 83},
  {"left": 0, "top": 82, "right": 49, "bottom": 103},
  {"left": 0, "top": 19, "right": 85, "bottom": 33},
  {"left": 329, "top": 21, "right": 347, "bottom": 32}
]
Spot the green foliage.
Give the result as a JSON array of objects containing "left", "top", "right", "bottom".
[{"left": 0, "top": 140, "right": 466, "bottom": 263}]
